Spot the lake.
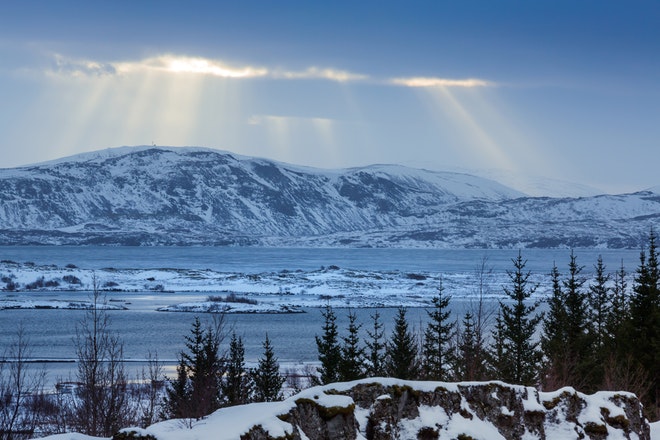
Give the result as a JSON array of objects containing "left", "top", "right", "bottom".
[{"left": 0, "top": 246, "right": 643, "bottom": 385}]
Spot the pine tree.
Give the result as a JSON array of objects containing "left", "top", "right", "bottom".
[
  {"left": 422, "top": 282, "right": 454, "bottom": 380},
  {"left": 456, "top": 312, "right": 484, "bottom": 381},
  {"left": 605, "top": 260, "right": 628, "bottom": 353},
  {"left": 385, "top": 307, "right": 419, "bottom": 379},
  {"left": 585, "top": 255, "right": 611, "bottom": 389},
  {"left": 562, "top": 251, "right": 594, "bottom": 391},
  {"left": 315, "top": 305, "right": 341, "bottom": 384},
  {"left": 499, "top": 251, "right": 543, "bottom": 386},
  {"left": 564, "top": 252, "right": 589, "bottom": 344},
  {"left": 222, "top": 332, "right": 251, "bottom": 406},
  {"left": 365, "top": 309, "right": 386, "bottom": 377},
  {"left": 163, "top": 316, "right": 224, "bottom": 420},
  {"left": 188, "top": 318, "right": 223, "bottom": 415},
  {"left": 485, "top": 310, "right": 510, "bottom": 380},
  {"left": 164, "top": 356, "right": 192, "bottom": 419},
  {"left": 339, "top": 310, "right": 366, "bottom": 381},
  {"left": 541, "top": 262, "right": 574, "bottom": 389},
  {"left": 251, "top": 334, "right": 285, "bottom": 402},
  {"left": 628, "top": 230, "right": 660, "bottom": 415},
  {"left": 588, "top": 255, "right": 611, "bottom": 349}
]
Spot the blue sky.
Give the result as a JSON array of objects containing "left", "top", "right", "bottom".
[{"left": 1, "top": 1, "right": 659, "bottom": 193}]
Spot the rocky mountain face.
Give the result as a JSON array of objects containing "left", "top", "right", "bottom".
[
  {"left": 0, "top": 147, "right": 657, "bottom": 248},
  {"left": 114, "top": 379, "right": 651, "bottom": 440}
]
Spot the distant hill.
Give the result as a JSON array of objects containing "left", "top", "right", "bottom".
[{"left": 0, "top": 146, "right": 657, "bottom": 248}]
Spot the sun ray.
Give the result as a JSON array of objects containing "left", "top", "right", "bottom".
[
  {"left": 157, "top": 72, "right": 206, "bottom": 144},
  {"left": 25, "top": 75, "right": 118, "bottom": 160},
  {"left": 336, "top": 84, "right": 373, "bottom": 166},
  {"left": 311, "top": 117, "right": 335, "bottom": 150},
  {"left": 60, "top": 78, "right": 113, "bottom": 148},
  {"left": 458, "top": 88, "right": 556, "bottom": 176},
  {"left": 421, "top": 86, "right": 516, "bottom": 171},
  {"left": 263, "top": 115, "right": 292, "bottom": 155}
]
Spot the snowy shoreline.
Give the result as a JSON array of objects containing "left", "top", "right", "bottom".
[{"left": 0, "top": 259, "right": 547, "bottom": 313}]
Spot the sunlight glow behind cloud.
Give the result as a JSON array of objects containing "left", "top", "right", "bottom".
[
  {"left": 34, "top": 52, "right": 521, "bottom": 179},
  {"left": 117, "top": 55, "right": 269, "bottom": 78},
  {"left": 47, "top": 54, "right": 366, "bottom": 83},
  {"left": 391, "top": 76, "right": 493, "bottom": 88},
  {"left": 1, "top": 0, "right": 657, "bottom": 194},
  {"left": 50, "top": 54, "right": 117, "bottom": 77},
  {"left": 273, "top": 67, "right": 367, "bottom": 82},
  {"left": 47, "top": 55, "right": 495, "bottom": 90}
]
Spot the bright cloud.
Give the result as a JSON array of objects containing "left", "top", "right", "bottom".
[
  {"left": 247, "top": 114, "right": 337, "bottom": 126},
  {"left": 391, "top": 76, "right": 493, "bottom": 88},
  {"left": 47, "top": 54, "right": 495, "bottom": 90},
  {"left": 116, "top": 55, "right": 269, "bottom": 78},
  {"left": 50, "top": 54, "right": 117, "bottom": 78},
  {"left": 46, "top": 54, "right": 366, "bottom": 83},
  {"left": 273, "top": 66, "right": 367, "bottom": 82}
]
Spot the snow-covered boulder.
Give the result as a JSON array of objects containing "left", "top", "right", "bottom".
[{"left": 114, "top": 379, "right": 651, "bottom": 440}]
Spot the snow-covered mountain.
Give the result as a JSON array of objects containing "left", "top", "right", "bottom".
[
  {"left": 0, "top": 146, "right": 657, "bottom": 248},
  {"left": 467, "top": 168, "right": 605, "bottom": 198}
]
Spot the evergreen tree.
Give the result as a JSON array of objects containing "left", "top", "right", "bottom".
[
  {"left": 315, "top": 305, "right": 341, "bottom": 384},
  {"left": 163, "top": 316, "right": 224, "bottom": 420},
  {"left": 339, "top": 310, "right": 366, "bottom": 381},
  {"left": 485, "top": 310, "right": 510, "bottom": 380},
  {"left": 222, "top": 332, "right": 251, "bottom": 406},
  {"left": 586, "top": 255, "right": 611, "bottom": 389},
  {"left": 562, "top": 251, "right": 594, "bottom": 391},
  {"left": 628, "top": 230, "right": 660, "bottom": 415},
  {"left": 456, "top": 312, "right": 485, "bottom": 381},
  {"left": 563, "top": 252, "right": 589, "bottom": 345},
  {"left": 365, "top": 309, "right": 386, "bottom": 377},
  {"left": 605, "top": 260, "right": 628, "bottom": 353},
  {"left": 599, "top": 260, "right": 649, "bottom": 408},
  {"left": 251, "top": 334, "right": 285, "bottom": 402},
  {"left": 588, "top": 255, "right": 611, "bottom": 349},
  {"left": 188, "top": 318, "right": 223, "bottom": 415},
  {"left": 164, "top": 357, "right": 192, "bottom": 420},
  {"left": 541, "top": 263, "right": 567, "bottom": 385},
  {"left": 385, "top": 307, "right": 419, "bottom": 379},
  {"left": 422, "top": 282, "right": 454, "bottom": 380},
  {"left": 499, "top": 252, "right": 543, "bottom": 386}
]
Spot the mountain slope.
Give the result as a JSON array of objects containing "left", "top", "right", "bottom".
[{"left": 0, "top": 146, "right": 657, "bottom": 248}]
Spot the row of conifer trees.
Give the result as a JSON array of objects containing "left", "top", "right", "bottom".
[
  {"left": 162, "top": 316, "right": 286, "bottom": 422},
  {"left": 164, "top": 232, "right": 659, "bottom": 422},
  {"left": 313, "top": 232, "right": 659, "bottom": 420}
]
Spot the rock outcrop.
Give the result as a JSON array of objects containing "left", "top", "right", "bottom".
[{"left": 116, "top": 379, "right": 651, "bottom": 440}]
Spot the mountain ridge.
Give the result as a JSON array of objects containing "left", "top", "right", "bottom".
[{"left": 0, "top": 146, "right": 657, "bottom": 248}]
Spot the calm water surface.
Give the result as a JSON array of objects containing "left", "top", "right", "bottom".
[
  {"left": 0, "top": 246, "right": 641, "bottom": 384},
  {"left": 0, "top": 246, "right": 642, "bottom": 273}
]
